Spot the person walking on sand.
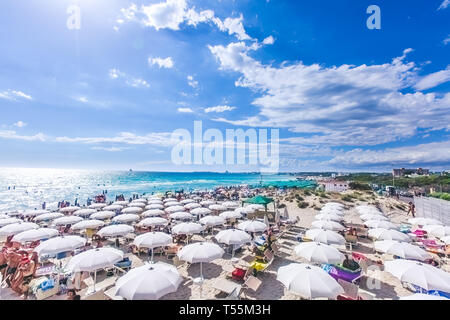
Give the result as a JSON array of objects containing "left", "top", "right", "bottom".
[{"left": 407, "top": 202, "right": 415, "bottom": 217}]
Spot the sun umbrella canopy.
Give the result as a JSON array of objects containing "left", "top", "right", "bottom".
[
  {"left": 184, "top": 202, "right": 201, "bottom": 210},
  {"left": 23, "top": 209, "right": 50, "bottom": 217},
  {"left": 171, "top": 222, "right": 204, "bottom": 235},
  {"left": 209, "top": 204, "right": 227, "bottom": 211},
  {"left": 66, "top": 247, "right": 124, "bottom": 272},
  {"left": 89, "top": 203, "right": 107, "bottom": 209},
  {"left": 177, "top": 242, "right": 224, "bottom": 263},
  {"left": 408, "top": 217, "right": 443, "bottom": 226},
  {"left": 53, "top": 216, "right": 83, "bottom": 226},
  {"left": 277, "top": 263, "right": 344, "bottom": 299},
  {"left": 133, "top": 232, "right": 172, "bottom": 249},
  {"left": 199, "top": 215, "right": 226, "bottom": 226},
  {"left": 34, "top": 235, "right": 86, "bottom": 256},
  {"left": 234, "top": 207, "right": 255, "bottom": 215},
  {"left": 142, "top": 209, "right": 165, "bottom": 217},
  {"left": 90, "top": 211, "right": 116, "bottom": 220},
  {"left": 113, "top": 201, "right": 129, "bottom": 206},
  {"left": 0, "top": 214, "right": 9, "bottom": 220},
  {"left": 0, "top": 217, "right": 23, "bottom": 227},
  {"left": 169, "top": 212, "right": 192, "bottom": 220},
  {"left": 200, "top": 200, "right": 215, "bottom": 206},
  {"left": 59, "top": 206, "right": 80, "bottom": 213},
  {"left": 180, "top": 199, "right": 195, "bottom": 205},
  {"left": 34, "top": 212, "right": 64, "bottom": 222},
  {"left": 73, "top": 209, "right": 97, "bottom": 217},
  {"left": 112, "top": 214, "right": 140, "bottom": 224},
  {"left": 128, "top": 202, "right": 146, "bottom": 208},
  {"left": 97, "top": 224, "right": 134, "bottom": 237},
  {"left": 103, "top": 204, "right": 123, "bottom": 211},
  {"left": 71, "top": 219, "right": 105, "bottom": 231},
  {"left": 221, "top": 201, "right": 239, "bottom": 209},
  {"left": 293, "top": 242, "right": 345, "bottom": 264},
  {"left": 164, "top": 201, "right": 180, "bottom": 208},
  {"left": 12, "top": 228, "right": 59, "bottom": 243},
  {"left": 441, "top": 236, "right": 450, "bottom": 245},
  {"left": 311, "top": 220, "right": 345, "bottom": 231},
  {"left": 368, "top": 228, "right": 411, "bottom": 242},
  {"left": 360, "top": 214, "right": 388, "bottom": 221},
  {"left": 147, "top": 200, "right": 163, "bottom": 205},
  {"left": 114, "top": 262, "right": 182, "bottom": 300},
  {"left": 165, "top": 205, "right": 186, "bottom": 213},
  {"left": 320, "top": 207, "right": 344, "bottom": 215},
  {"left": 131, "top": 199, "right": 147, "bottom": 203},
  {"left": 364, "top": 220, "right": 397, "bottom": 230},
  {"left": 304, "top": 229, "right": 346, "bottom": 245},
  {"left": 0, "top": 222, "right": 39, "bottom": 236},
  {"left": 422, "top": 225, "right": 450, "bottom": 238},
  {"left": 355, "top": 205, "right": 382, "bottom": 215},
  {"left": 315, "top": 213, "right": 343, "bottom": 222},
  {"left": 246, "top": 204, "right": 265, "bottom": 211},
  {"left": 385, "top": 260, "right": 450, "bottom": 292},
  {"left": 215, "top": 229, "right": 251, "bottom": 245},
  {"left": 138, "top": 217, "right": 168, "bottom": 227},
  {"left": 220, "top": 211, "right": 243, "bottom": 220},
  {"left": 145, "top": 204, "right": 164, "bottom": 210},
  {"left": 374, "top": 240, "right": 432, "bottom": 261},
  {"left": 190, "top": 207, "right": 212, "bottom": 216},
  {"left": 163, "top": 198, "right": 177, "bottom": 203},
  {"left": 323, "top": 202, "right": 344, "bottom": 209},
  {"left": 121, "top": 207, "right": 143, "bottom": 214},
  {"left": 243, "top": 195, "right": 274, "bottom": 206},
  {"left": 237, "top": 220, "right": 267, "bottom": 233},
  {"left": 399, "top": 293, "right": 448, "bottom": 300}
]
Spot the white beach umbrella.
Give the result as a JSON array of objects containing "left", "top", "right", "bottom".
[
  {"left": 23, "top": 209, "right": 49, "bottom": 217},
  {"left": 293, "top": 242, "right": 345, "bottom": 264},
  {"left": 12, "top": 228, "right": 59, "bottom": 243},
  {"left": 319, "top": 207, "right": 344, "bottom": 216},
  {"left": 364, "top": 220, "right": 397, "bottom": 230},
  {"left": 315, "top": 213, "right": 343, "bottom": 222},
  {"left": 311, "top": 220, "right": 345, "bottom": 231},
  {"left": 0, "top": 214, "right": 9, "bottom": 219},
  {"left": 97, "top": 224, "right": 134, "bottom": 238},
  {"left": 148, "top": 200, "right": 163, "bottom": 205},
  {"left": 180, "top": 199, "right": 195, "bottom": 205},
  {"left": 145, "top": 204, "right": 164, "bottom": 210},
  {"left": 422, "top": 225, "right": 450, "bottom": 238},
  {"left": 200, "top": 200, "right": 215, "bottom": 207},
  {"left": 131, "top": 199, "right": 147, "bottom": 203},
  {"left": 164, "top": 201, "right": 180, "bottom": 208},
  {"left": 0, "top": 217, "right": 22, "bottom": 227},
  {"left": 103, "top": 204, "right": 123, "bottom": 211},
  {"left": 163, "top": 198, "right": 177, "bottom": 203},
  {"left": 356, "top": 205, "right": 381, "bottom": 215},
  {"left": 121, "top": 207, "right": 143, "bottom": 214},
  {"left": 34, "top": 235, "right": 86, "bottom": 256},
  {"left": 53, "top": 216, "right": 83, "bottom": 226},
  {"left": 209, "top": 204, "right": 227, "bottom": 211},
  {"left": 133, "top": 232, "right": 172, "bottom": 261},
  {"left": 89, "top": 203, "right": 107, "bottom": 209},
  {"left": 374, "top": 240, "right": 432, "bottom": 261},
  {"left": 142, "top": 209, "right": 165, "bottom": 217},
  {"left": 59, "top": 206, "right": 80, "bottom": 213},
  {"left": 71, "top": 219, "right": 105, "bottom": 231},
  {"left": 165, "top": 205, "right": 186, "bottom": 213},
  {"left": 385, "top": 260, "right": 450, "bottom": 292},
  {"left": 247, "top": 204, "right": 265, "bottom": 211},
  {"left": 360, "top": 214, "right": 388, "bottom": 221},
  {"left": 368, "top": 228, "right": 411, "bottom": 242},
  {"left": 171, "top": 222, "right": 204, "bottom": 235},
  {"left": 34, "top": 212, "right": 64, "bottom": 222},
  {"left": 112, "top": 214, "right": 139, "bottom": 224},
  {"left": 177, "top": 242, "right": 224, "bottom": 279},
  {"left": 199, "top": 215, "right": 226, "bottom": 226},
  {"left": 138, "top": 217, "right": 168, "bottom": 228},
  {"left": 114, "top": 262, "right": 182, "bottom": 300},
  {"left": 90, "top": 210, "right": 116, "bottom": 220},
  {"left": 113, "top": 201, "right": 129, "bottom": 206},
  {"left": 220, "top": 210, "right": 242, "bottom": 220},
  {"left": 440, "top": 236, "right": 450, "bottom": 245},
  {"left": 237, "top": 220, "right": 267, "bottom": 233},
  {"left": 215, "top": 229, "right": 251, "bottom": 245},
  {"left": 323, "top": 202, "right": 344, "bottom": 210},
  {"left": 304, "top": 229, "right": 346, "bottom": 245},
  {"left": 0, "top": 222, "right": 39, "bottom": 236},
  {"left": 221, "top": 201, "right": 239, "bottom": 209},
  {"left": 169, "top": 212, "right": 193, "bottom": 220},
  {"left": 399, "top": 293, "right": 448, "bottom": 300},
  {"left": 234, "top": 207, "right": 255, "bottom": 215},
  {"left": 408, "top": 217, "right": 443, "bottom": 226},
  {"left": 66, "top": 247, "right": 123, "bottom": 292},
  {"left": 277, "top": 263, "right": 344, "bottom": 299},
  {"left": 190, "top": 207, "right": 212, "bottom": 217},
  {"left": 184, "top": 202, "right": 201, "bottom": 210},
  {"left": 73, "top": 209, "right": 97, "bottom": 217},
  {"left": 128, "top": 202, "right": 146, "bottom": 208}
]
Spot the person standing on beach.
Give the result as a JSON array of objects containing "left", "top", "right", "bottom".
[{"left": 407, "top": 202, "right": 415, "bottom": 217}]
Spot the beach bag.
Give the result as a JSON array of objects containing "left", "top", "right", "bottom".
[
  {"left": 231, "top": 268, "right": 245, "bottom": 281},
  {"left": 40, "top": 278, "right": 55, "bottom": 291}
]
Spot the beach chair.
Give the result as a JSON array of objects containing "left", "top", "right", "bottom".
[
  {"left": 82, "top": 288, "right": 107, "bottom": 300},
  {"left": 337, "top": 279, "right": 359, "bottom": 300},
  {"left": 173, "top": 256, "right": 185, "bottom": 269},
  {"left": 164, "top": 246, "right": 179, "bottom": 260},
  {"left": 345, "top": 234, "right": 358, "bottom": 250},
  {"left": 271, "top": 243, "right": 281, "bottom": 257},
  {"left": 263, "top": 250, "right": 275, "bottom": 264},
  {"left": 213, "top": 278, "right": 242, "bottom": 297},
  {"left": 241, "top": 275, "right": 262, "bottom": 298}
]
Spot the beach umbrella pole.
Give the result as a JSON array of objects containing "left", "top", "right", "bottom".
[
  {"left": 151, "top": 248, "right": 154, "bottom": 263},
  {"left": 93, "top": 270, "right": 97, "bottom": 292}
]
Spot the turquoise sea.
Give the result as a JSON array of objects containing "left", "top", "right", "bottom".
[{"left": 0, "top": 168, "right": 316, "bottom": 212}]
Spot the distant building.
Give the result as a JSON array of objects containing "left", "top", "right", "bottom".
[
  {"left": 320, "top": 180, "right": 349, "bottom": 192},
  {"left": 392, "top": 168, "right": 429, "bottom": 177}
]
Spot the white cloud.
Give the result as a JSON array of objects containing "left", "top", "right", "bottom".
[
  {"left": 187, "top": 75, "right": 198, "bottom": 88},
  {"left": 438, "top": 0, "right": 450, "bottom": 10},
  {"left": 0, "top": 130, "right": 46, "bottom": 142},
  {"left": 13, "top": 121, "right": 27, "bottom": 128},
  {"left": 108, "top": 68, "right": 149, "bottom": 88},
  {"left": 0, "top": 90, "right": 32, "bottom": 101},
  {"left": 204, "top": 105, "right": 235, "bottom": 113},
  {"left": 443, "top": 35, "right": 450, "bottom": 45},
  {"left": 119, "top": 1, "right": 252, "bottom": 41},
  {"left": 177, "top": 107, "right": 194, "bottom": 113},
  {"left": 149, "top": 57, "right": 174, "bottom": 69},
  {"left": 209, "top": 41, "right": 450, "bottom": 147},
  {"left": 263, "top": 36, "right": 275, "bottom": 45},
  {"left": 55, "top": 132, "right": 174, "bottom": 146},
  {"left": 91, "top": 146, "right": 128, "bottom": 152},
  {"left": 415, "top": 66, "right": 450, "bottom": 90},
  {"left": 76, "top": 96, "right": 89, "bottom": 103}
]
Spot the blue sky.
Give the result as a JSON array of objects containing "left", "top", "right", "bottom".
[{"left": 0, "top": 0, "right": 449, "bottom": 172}]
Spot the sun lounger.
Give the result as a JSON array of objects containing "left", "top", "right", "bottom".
[
  {"left": 213, "top": 278, "right": 242, "bottom": 295},
  {"left": 104, "top": 287, "right": 123, "bottom": 300},
  {"left": 82, "top": 288, "right": 107, "bottom": 300},
  {"left": 241, "top": 275, "right": 261, "bottom": 298}
]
